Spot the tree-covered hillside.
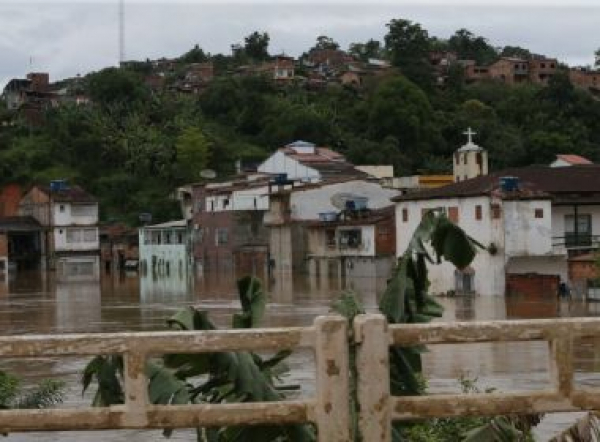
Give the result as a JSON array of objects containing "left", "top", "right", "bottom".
[{"left": 1, "top": 19, "right": 599, "bottom": 225}]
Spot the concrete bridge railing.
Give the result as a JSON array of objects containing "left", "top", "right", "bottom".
[{"left": 1, "top": 315, "right": 600, "bottom": 441}]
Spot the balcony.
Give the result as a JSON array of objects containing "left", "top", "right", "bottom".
[{"left": 552, "top": 234, "right": 600, "bottom": 252}]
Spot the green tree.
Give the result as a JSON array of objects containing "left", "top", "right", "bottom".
[
  {"left": 384, "top": 18, "right": 433, "bottom": 90},
  {"left": 175, "top": 126, "right": 212, "bottom": 181},
  {"left": 448, "top": 28, "right": 498, "bottom": 65},
  {"left": 312, "top": 35, "right": 340, "bottom": 51},
  {"left": 595, "top": 47, "right": 600, "bottom": 67},
  {"left": 86, "top": 68, "right": 149, "bottom": 106},
  {"left": 180, "top": 44, "right": 208, "bottom": 63},
  {"left": 367, "top": 76, "right": 434, "bottom": 148},
  {"left": 500, "top": 45, "right": 532, "bottom": 60},
  {"left": 348, "top": 39, "right": 384, "bottom": 61},
  {"left": 244, "top": 31, "right": 270, "bottom": 61}
]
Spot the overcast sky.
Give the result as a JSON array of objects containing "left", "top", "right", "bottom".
[{"left": 1, "top": 1, "right": 599, "bottom": 89}]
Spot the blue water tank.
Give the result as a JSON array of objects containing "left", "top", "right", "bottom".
[
  {"left": 273, "top": 173, "right": 288, "bottom": 184},
  {"left": 500, "top": 176, "right": 520, "bottom": 192},
  {"left": 49, "top": 179, "right": 68, "bottom": 192}
]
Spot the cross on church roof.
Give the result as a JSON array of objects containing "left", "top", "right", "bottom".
[{"left": 463, "top": 127, "right": 477, "bottom": 144}]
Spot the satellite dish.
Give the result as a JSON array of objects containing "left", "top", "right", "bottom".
[
  {"left": 199, "top": 169, "right": 217, "bottom": 179},
  {"left": 331, "top": 193, "right": 356, "bottom": 211}
]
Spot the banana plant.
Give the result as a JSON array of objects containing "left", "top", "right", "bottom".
[{"left": 82, "top": 276, "right": 315, "bottom": 442}]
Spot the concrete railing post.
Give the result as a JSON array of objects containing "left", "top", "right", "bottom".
[
  {"left": 549, "top": 335, "right": 573, "bottom": 399},
  {"left": 314, "top": 315, "right": 351, "bottom": 442},
  {"left": 355, "top": 314, "right": 391, "bottom": 442},
  {"left": 123, "top": 350, "right": 149, "bottom": 427}
]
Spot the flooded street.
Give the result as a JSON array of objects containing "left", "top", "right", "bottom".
[{"left": 0, "top": 270, "right": 598, "bottom": 441}]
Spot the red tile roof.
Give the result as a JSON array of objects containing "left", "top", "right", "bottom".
[
  {"left": 393, "top": 165, "right": 600, "bottom": 203},
  {"left": 556, "top": 154, "right": 593, "bottom": 165}
]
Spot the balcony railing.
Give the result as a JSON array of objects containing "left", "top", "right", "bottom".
[{"left": 552, "top": 234, "right": 600, "bottom": 249}]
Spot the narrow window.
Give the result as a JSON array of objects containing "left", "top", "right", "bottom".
[
  {"left": 534, "top": 208, "right": 544, "bottom": 219},
  {"left": 402, "top": 208, "right": 408, "bottom": 223},
  {"left": 448, "top": 206, "right": 459, "bottom": 223},
  {"left": 475, "top": 205, "right": 482, "bottom": 220},
  {"left": 491, "top": 204, "right": 501, "bottom": 219}
]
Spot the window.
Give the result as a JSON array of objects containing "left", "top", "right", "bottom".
[
  {"left": 550, "top": 63, "right": 555, "bottom": 68},
  {"left": 67, "top": 228, "right": 96, "bottom": 243},
  {"left": 534, "top": 208, "right": 544, "bottom": 219},
  {"left": 59, "top": 205, "right": 65, "bottom": 212},
  {"left": 339, "top": 229, "right": 361, "bottom": 249},
  {"left": 63, "top": 261, "right": 94, "bottom": 277},
  {"left": 71, "top": 204, "right": 95, "bottom": 217},
  {"left": 216, "top": 228, "right": 229, "bottom": 246},
  {"left": 475, "top": 205, "right": 482, "bottom": 220},
  {"left": 177, "top": 233, "right": 184, "bottom": 244},
  {"left": 83, "top": 228, "right": 96, "bottom": 242},
  {"left": 326, "top": 229, "right": 336, "bottom": 248},
  {"left": 448, "top": 206, "right": 459, "bottom": 223},
  {"left": 402, "top": 208, "right": 408, "bottom": 223},
  {"left": 463, "top": 154, "right": 467, "bottom": 165},
  {"left": 491, "top": 204, "right": 501, "bottom": 219},
  {"left": 565, "top": 214, "right": 592, "bottom": 247},
  {"left": 541, "top": 63, "right": 546, "bottom": 68}
]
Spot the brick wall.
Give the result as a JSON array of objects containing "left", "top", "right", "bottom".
[
  {"left": 0, "top": 234, "right": 7, "bottom": 257},
  {"left": 506, "top": 273, "right": 559, "bottom": 299}
]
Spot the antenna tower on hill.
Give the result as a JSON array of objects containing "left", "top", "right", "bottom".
[{"left": 119, "top": 0, "right": 125, "bottom": 64}]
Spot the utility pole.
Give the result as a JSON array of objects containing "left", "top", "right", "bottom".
[{"left": 119, "top": 0, "right": 125, "bottom": 64}]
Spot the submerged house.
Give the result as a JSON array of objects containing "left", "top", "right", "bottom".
[
  {"left": 393, "top": 135, "right": 600, "bottom": 296},
  {"left": 265, "top": 179, "right": 399, "bottom": 275},
  {"left": 139, "top": 220, "right": 188, "bottom": 275},
  {"left": 18, "top": 181, "right": 100, "bottom": 281}
]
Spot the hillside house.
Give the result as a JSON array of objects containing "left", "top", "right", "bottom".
[
  {"left": 18, "top": 181, "right": 100, "bottom": 281},
  {"left": 551, "top": 154, "right": 593, "bottom": 168},
  {"left": 570, "top": 68, "right": 600, "bottom": 93},
  {"left": 488, "top": 57, "right": 530, "bottom": 85},
  {"left": 529, "top": 58, "right": 558, "bottom": 85},
  {"left": 257, "top": 140, "right": 366, "bottom": 182}
]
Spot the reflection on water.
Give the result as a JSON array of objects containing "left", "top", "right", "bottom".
[{"left": 0, "top": 270, "right": 598, "bottom": 440}]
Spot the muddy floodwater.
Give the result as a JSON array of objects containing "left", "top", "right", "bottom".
[{"left": 0, "top": 270, "right": 599, "bottom": 441}]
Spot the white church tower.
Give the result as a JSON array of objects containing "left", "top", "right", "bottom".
[{"left": 453, "top": 127, "right": 489, "bottom": 182}]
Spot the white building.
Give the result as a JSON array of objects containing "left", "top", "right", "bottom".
[
  {"left": 18, "top": 182, "right": 100, "bottom": 281},
  {"left": 257, "top": 140, "right": 365, "bottom": 182},
  {"left": 139, "top": 220, "right": 189, "bottom": 275},
  {"left": 394, "top": 165, "right": 600, "bottom": 296},
  {"left": 266, "top": 179, "right": 399, "bottom": 273}
]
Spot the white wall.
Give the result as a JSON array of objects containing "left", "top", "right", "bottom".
[
  {"left": 290, "top": 181, "right": 399, "bottom": 220},
  {"left": 257, "top": 150, "right": 320, "bottom": 182},
  {"left": 53, "top": 203, "right": 98, "bottom": 226},
  {"left": 503, "top": 199, "right": 552, "bottom": 257},
  {"left": 205, "top": 186, "right": 269, "bottom": 212},
  {"left": 395, "top": 196, "right": 505, "bottom": 296},
  {"left": 139, "top": 228, "right": 189, "bottom": 273},
  {"left": 54, "top": 227, "right": 99, "bottom": 252},
  {"left": 56, "top": 256, "right": 100, "bottom": 282}
]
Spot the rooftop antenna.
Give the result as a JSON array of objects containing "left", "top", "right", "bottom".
[{"left": 118, "top": 0, "right": 125, "bottom": 64}]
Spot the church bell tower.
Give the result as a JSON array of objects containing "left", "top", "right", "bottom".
[{"left": 453, "top": 127, "right": 489, "bottom": 182}]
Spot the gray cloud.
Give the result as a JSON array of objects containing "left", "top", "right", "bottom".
[{"left": 1, "top": 2, "right": 598, "bottom": 88}]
